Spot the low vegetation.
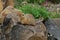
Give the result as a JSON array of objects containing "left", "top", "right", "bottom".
[
  {"left": 15, "top": 0, "right": 60, "bottom": 19},
  {"left": 15, "top": 4, "right": 50, "bottom": 19}
]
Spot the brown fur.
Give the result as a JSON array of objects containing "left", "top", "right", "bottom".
[{"left": 20, "top": 14, "right": 36, "bottom": 25}]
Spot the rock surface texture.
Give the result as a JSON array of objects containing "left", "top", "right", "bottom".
[
  {"left": 45, "top": 18, "right": 60, "bottom": 40},
  {"left": 1, "top": 21, "right": 47, "bottom": 40}
]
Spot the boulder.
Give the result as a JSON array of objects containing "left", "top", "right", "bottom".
[
  {"left": 2, "top": 21, "right": 47, "bottom": 40},
  {"left": 45, "top": 18, "right": 60, "bottom": 40}
]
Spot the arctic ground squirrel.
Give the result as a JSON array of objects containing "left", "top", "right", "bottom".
[{"left": 20, "top": 14, "right": 36, "bottom": 25}]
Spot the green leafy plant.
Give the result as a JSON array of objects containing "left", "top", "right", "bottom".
[{"left": 15, "top": 4, "right": 50, "bottom": 19}]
